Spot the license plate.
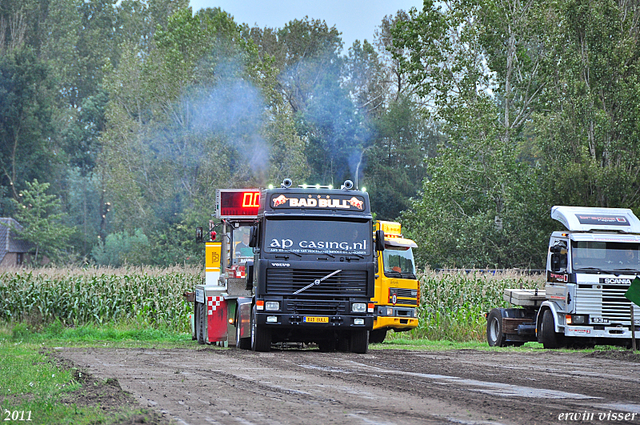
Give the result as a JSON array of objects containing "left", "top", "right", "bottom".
[{"left": 303, "top": 316, "right": 329, "bottom": 323}]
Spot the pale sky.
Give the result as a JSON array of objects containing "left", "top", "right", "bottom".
[{"left": 188, "top": 0, "right": 424, "bottom": 51}]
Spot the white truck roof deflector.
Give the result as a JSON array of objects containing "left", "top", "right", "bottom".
[
  {"left": 385, "top": 237, "right": 418, "bottom": 248},
  {"left": 551, "top": 205, "right": 640, "bottom": 233}
]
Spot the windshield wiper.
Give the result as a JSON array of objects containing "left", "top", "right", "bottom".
[
  {"left": 293, "top": 269, "right": 342, "bottom": 295},
  {"left": 611, "top": 268, "right": 639, "bottom": 275},
  {"left": 341, "top": 251, "right": 364, "bottom": 259},
  {"left": 273, "top": 249, "right": 302, "bottom": 258},
  {"left": 574, "top": 266, "right": 606, "bottom": 274},
  {"left": 304, "top": 248, "right": 335, "bottom": 258}
]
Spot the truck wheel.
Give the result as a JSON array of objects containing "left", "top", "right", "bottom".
[
  {"left": 369, "top": 329, "right": 387, "bottom": 344},
  {"left": 350, "top": 330, "right": 369, "bottom": 354},
  {"left": 540, "top": 309, "right": 563, "bottom": 349},
  {"left": 235, "top": 312, "right": 250, "bottom": 349},
  {"left": 486, "top": 309, "right": 506, "bottom": 347},
  {"left": 197, "top": 301, "right": 206, "bottom": 344},
  {"left": 251, "top": 305, "right": 271, "bottom": 352}
]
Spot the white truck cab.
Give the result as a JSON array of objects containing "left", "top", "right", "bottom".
[{"left": 487, "top": 206, "right": 640, "bottom": 348}]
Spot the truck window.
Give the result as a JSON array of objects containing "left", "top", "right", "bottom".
[
  {"left": 263, "top": 219, "right": 371, "bottom": 255},
  {"left": 383, "top": 246, "right": 416, "bottom": 277},
  {"left": 572, "top": 241, "right": 640, "bottom": 271},
  {"left": 232, "top": 227, "right": 253, "bottom": 264}
]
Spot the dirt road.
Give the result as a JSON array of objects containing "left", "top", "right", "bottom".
[{"left": 54, "top": 346, "right": 640, "bottom": 425}]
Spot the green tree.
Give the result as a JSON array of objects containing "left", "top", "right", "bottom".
[
  {"left": 354, "top": 13, "right": 440, "bottom": 220},
  {"left": 535, "top": 0, "right": 640, "bottom": 209},
  {"left": 365, "top": 96, "right": 438, "bottom": 220},
  {"left": 10, "top": 179, "right": 74, "bottom": 263},
  {"left": 98, "top": 7, "right": 309, "bottom": 264},
  {"left": 91, "top": 229, "right": 150, "bottom": 266},
  {"left": 249, "top": 18, "right": 355, "bottom": 185},
  {"left": 393, "top": 0, "right": 550, "bottom": 268},
  {"left": 0, "top": 47, "right": 55, "bottom": 201},
  {"left": 249, "top": 17, "right": 343, "bottom": 114}
]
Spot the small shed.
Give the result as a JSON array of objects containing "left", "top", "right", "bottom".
[{"left": 0, "top": 218, "right": 33, "bottom": 266}]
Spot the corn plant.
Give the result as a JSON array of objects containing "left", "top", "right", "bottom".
[
  {"left": 1, "top": 266, "right": 545, "bottom": 341},
  {"left": 413, "top": 269, "right": 545, "bottom": 342},
  {"left": 0, "top": 266, "right": 203, "bottom": 332}
]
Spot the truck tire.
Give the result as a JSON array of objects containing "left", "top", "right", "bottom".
[
  {"left": 486, "top": 309, "right": 506, "bottom": 347},
  {"left": 251, "top": 305, "right": 271, "bottom": 352},
  {"left": 196, "top": 301, "right": 206, "bottom": 344},
  {"left": 350, "top": 330, "right": 369, "bottom": 354},
  {"left": 369, "top": 329, "right": 387, "bottom": 344},
  {"left": 236, "top": 312, "right": 250, "bottom": 349},
  {"left": 540, "top": 309, "right": 563, "bottom": 349}
]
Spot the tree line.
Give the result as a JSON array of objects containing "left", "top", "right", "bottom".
[{"left": 1, "top": 0, "right": 639, "bottom": 269}]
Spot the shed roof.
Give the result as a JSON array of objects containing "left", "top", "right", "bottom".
[{"left": 0, "top": 218, "right": 33, "bottom": 260}]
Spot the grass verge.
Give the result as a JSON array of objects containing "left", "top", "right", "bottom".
[{"left": 0, "top": 322, "right": 191, "bottom": 424}]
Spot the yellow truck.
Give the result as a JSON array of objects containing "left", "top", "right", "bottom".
[{"left": 370, "top": 221, "right": 420, "bottom": 343}]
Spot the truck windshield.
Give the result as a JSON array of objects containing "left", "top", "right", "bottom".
[
  {"left": 264, "top": 219, "right": 371, "bottom": 255},
  {"left": 383, "top": 246, "right": 416, "bottom": 278},
  {"left": 571, "top": 241, "right": 640, "bottom": 273}
]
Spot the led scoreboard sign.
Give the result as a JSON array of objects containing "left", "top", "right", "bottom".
[{"left": 216, "top": 189, "right": 260, "bottom": 219}]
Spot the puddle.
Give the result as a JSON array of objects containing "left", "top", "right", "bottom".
[
  {"left": 300, "top": 364, "right": 353, "bottom": 374},
  {"left": 592, "top": 403, "right": 640, "bottom": 414},
  {"left": 325, "top": 362, "right": 601, "bottom": 400}
]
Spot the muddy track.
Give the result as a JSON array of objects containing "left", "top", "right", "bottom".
[{"left": 54, "top": 347, "right": 640, "bottom": 425}]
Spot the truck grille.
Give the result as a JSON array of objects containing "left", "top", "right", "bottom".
[
  {"left": 390, "top": 288, "right": 418, "bottom": 306},
  {"left": 266, "top": 269, "right": 368, "bottom": 296},
  {"left": 576, "top": 285, "right": 640, "bottom": 323},
  {"left": 284, "top": 300, "right": 347, "bottom": 315}
]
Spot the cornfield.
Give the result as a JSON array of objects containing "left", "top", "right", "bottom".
[
  {"left": 0, "top": 266, "right": 544, "bottom": 341},
  {"left": 0, "top": 266, "right": 202, "bottom": 332},
  {"left": 415, "top": 269, "right": 545, "bottom": 341}
]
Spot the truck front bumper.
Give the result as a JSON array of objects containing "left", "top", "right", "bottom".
[
  {"left": 564, "top": 325, "right": 639, "bottom": 339},
  {"left": 255, "top": 312, "right": 374, "bottom": 330},
  {"left": 373, "top": 306, "right": 418, "bottom": 331},
  {"left": 373, "top": 316, "right": 418, "bottom": 331}
]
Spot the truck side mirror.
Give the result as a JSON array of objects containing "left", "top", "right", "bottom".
[
  {"left": 551, "top": 253, "right": 567, "bottom": 272},
  {"left": 195, "top": 227, "right": 203, "bottom": 243},
  {"left": 245, "top": 260, "right": 254, "bottom": 290},
  {"left": 249, "top": 225, "right": 258, "bottom": 247},
  {"left": 550, "top": 241, "right": 567, "bottom": 253},
  {"left": 375, "top": 230, "right": 385, "bottom": 252}
]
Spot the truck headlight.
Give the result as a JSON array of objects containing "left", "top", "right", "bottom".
[
  {"left": 566, "top": 314, "right": 587, "bottom": 325},
  {"left": 265, "top": 301, "right": 280, "bottom": 311},
  {"left": 352, "top": 303, "right": 366, "bottom": 313},
  {"left": 573, "top": 315, "right": 586, "bottom": 324}
]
